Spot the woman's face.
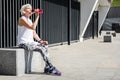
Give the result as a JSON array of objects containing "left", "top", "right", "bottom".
[{"left": 24, "top": 8, "right": 32, "bottom": 17}]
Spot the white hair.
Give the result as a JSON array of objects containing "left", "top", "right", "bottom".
[{"left": 20, "top": 4, "right": 32, "bottom": 15}]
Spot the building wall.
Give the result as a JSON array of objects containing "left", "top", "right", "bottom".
[
  {"left": 80, "top": 0, "right": 98, "bottom": 41},
  {"left": 101, "top": 6, "right": 120, "bottom": 31},
  {"left": 107, "top": 6, "right": 120, "bottom": 18},
  {"left": 83, "top": 11, "right": 98, "bottom": 39},
  {"left": 98, "top": 6, "right": 110, "bottom": 32},
  {"left": 79, "top": 0, "right": 112, "bottom": 41}
]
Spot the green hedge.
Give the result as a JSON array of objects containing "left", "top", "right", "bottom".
[{"left": 112, "top": 0, "right": 120, "bottom": 6}]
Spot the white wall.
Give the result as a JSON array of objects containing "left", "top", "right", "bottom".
[
  {"left": 98, "top": 6, "right": 110, "bottom": 32},
  {"left": 79, "top": 0, "right": 99, "bottom": 41},
  {"left": 98, "top": 0, "right": 112, "bottom": 33},
  {"left": 79, "top": 0, "right": 112, "bottom": 41}
]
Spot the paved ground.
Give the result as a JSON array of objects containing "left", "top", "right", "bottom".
[{"left": 1, "top": 34, "right": 120, "bottom": 80}]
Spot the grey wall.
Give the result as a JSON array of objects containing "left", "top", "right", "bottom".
[
  {"left": 83, "top": 11, "right": 98, "bottom": 39},
  {"left": 107, "top": 6, "right": 120, "bottom": 18},
  {"left": 101, "top": 6, "right": 120, "bottom": 31},
  {"left": 109, "top": 6, "right": 120, "bottom": 33}
]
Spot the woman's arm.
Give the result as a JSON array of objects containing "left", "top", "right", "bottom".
[
  {"left": 33, "top": 30, "right": 48, "bottom": 45},
  {"left": 33, "top": 30, "right": 41, "bottom": 41},
  {"left": 18, "top": 15, "right": 39, "bottom": 30}
]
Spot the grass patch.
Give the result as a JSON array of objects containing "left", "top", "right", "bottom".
[{"left": 112, "top": 0, "right": 120, "bottom": 6}]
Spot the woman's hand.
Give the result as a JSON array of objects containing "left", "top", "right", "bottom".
[
  {"left": 34, "top": 9, "right": 40, "bottom": 17},
  {"left": 39, "top": 40, "right": 48, "bottom": 45}
]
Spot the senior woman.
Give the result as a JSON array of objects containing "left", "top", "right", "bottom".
[{"left": 17, "top": 4, "right": 61, "bottom": 76}]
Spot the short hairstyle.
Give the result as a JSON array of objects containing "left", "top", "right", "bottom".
[{"left": 20, "top": 4, "right": 32, "bottom": 15}]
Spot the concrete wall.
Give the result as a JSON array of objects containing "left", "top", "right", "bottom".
[
  {"left": 98, "top": 6, "right": 110, "bottom": 32},
  {"left": 79, "top": 0, "right": 99, "bottom": 41},
  {"left": 79, "top": 0, "right": 112, "bottom": 41},
  {"left": 98, "top": 0, "right": 112, "bottom": 32},
  {"left": 107, "top": 6, "right": 120, "bottom": 18}
]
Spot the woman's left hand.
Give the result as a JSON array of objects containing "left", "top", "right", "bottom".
[{"left": 39, "top": 40, "right": 48, "bottom": 45}]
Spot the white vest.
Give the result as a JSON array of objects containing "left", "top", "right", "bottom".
[{"left": 17, "top": 16, "right": 34, "bottom": 45}]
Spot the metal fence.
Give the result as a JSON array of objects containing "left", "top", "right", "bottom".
[
  {"left": 0, "top": 0, "right": 80, "bottom": 48},
  {"left": 0, "top": 0, "right": 41, "bottom": 48},
  {"left": 42, "top": 0, "right": 80, "bottom": 44}
]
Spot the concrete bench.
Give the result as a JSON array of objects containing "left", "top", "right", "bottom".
[
  {"left": 101, "top": 31, "right": 116, "bottom": 42},
  {"left": 0, "top": 48, "right": 44, "bottom": 76},
  {"left": 101, "top": 31, "right": 116, "bottom": 37}
]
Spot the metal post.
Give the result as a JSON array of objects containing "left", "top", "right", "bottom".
[
  {"left": 92, "top": 12, "right": 94, "bottom": 39},
  {"left": 68, "top": 0, "right": 71, "bottom": 45},
  {"left": 0, "top": 0, "right": 2, "bottom": 48},
  {"left": 40, "top": 0, "right": 43, "bottom": 38}
]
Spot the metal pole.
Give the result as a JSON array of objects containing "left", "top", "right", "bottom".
[
  {"left": 92, "top": 12, "right": 94, "bottom": 39},
  {"left": 68, "top": 0, "right": 71, "bottom": 45},
  {"left": 0, "top": 0, "right": 2, "bottom": 48},
  {"left": 40, "top": 0, "right": 42, "bottom": 38}
]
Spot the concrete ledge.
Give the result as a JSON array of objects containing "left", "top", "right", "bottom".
[
  {"left": 0, "top": 48, "right": 43, "bottom": 76},
  {"left": 101, "top": 30, "right": 116, "bottom": 37},
  {"left": 0, "top": 48, "right": 25, "bottom": 76},
  {"left": 104, "top": 35, "right": 112, "bottom": 42},
  {"left": 101, "top": 31, "right": 116, "bottom": 42}
]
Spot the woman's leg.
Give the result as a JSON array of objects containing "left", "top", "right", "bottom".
[
  {"left": 33, "top": 44, "right": 53, "bottom": 68},
  {"left": 19, "top": 42, "right": 61, "bottom": 76},
  {"left": 34, "top": 44, "right": 61, "bottom": 76}
]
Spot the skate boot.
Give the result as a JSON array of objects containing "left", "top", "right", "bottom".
[{"left": 44, "top": 66, "right": 61, "bottom": 76}]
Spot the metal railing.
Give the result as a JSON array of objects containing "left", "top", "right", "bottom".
[
  {"left": 0, "top": 0, "right": 80, "bottom": 48},
  {"left": 0, "top": 0, "right": 41, "bottom": 48}
]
